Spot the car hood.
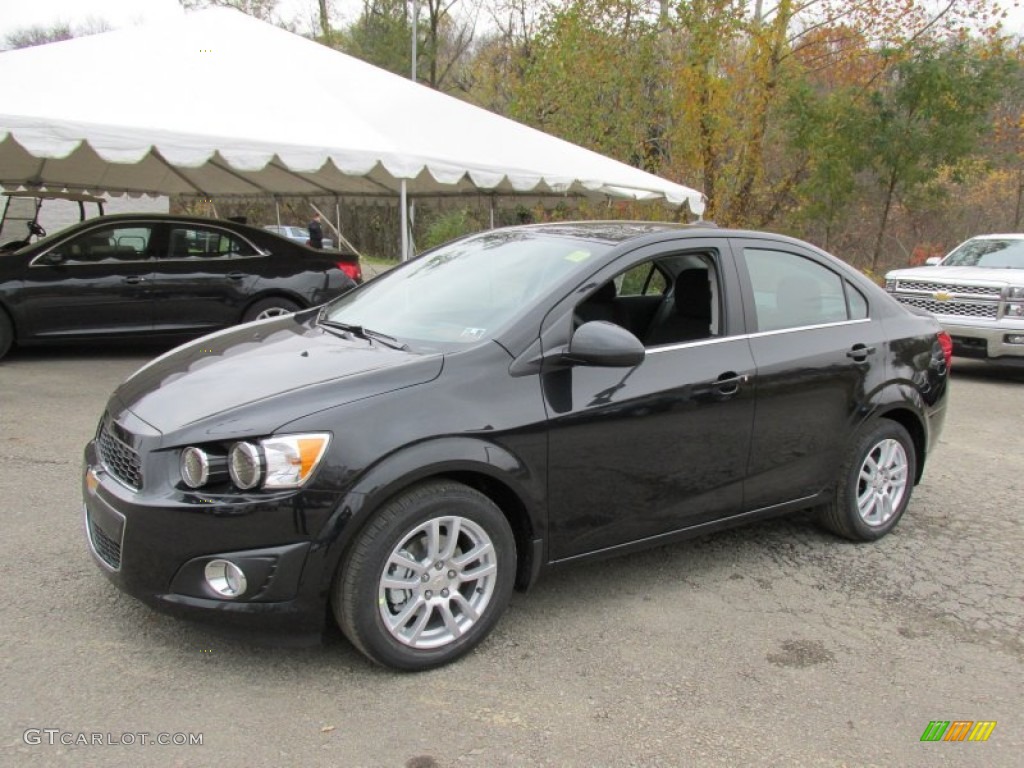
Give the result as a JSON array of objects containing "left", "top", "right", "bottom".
[
  {"left": 886, "top": 265, "right": 1024, "bottom": 284},
  {"left": 110, "top": 315, "right": 443, "bottom": 440}
]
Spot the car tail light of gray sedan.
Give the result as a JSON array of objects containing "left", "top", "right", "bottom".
[{"left": 82, "top": 221, "right": 950, "bottom": 670}]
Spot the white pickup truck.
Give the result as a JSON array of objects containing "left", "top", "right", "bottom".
[{"left": 885, "top": 234, "right": 1024, "bottom": 361}]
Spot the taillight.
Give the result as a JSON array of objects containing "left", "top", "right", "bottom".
[
  {"left": 937, "top": 331, "right": 953, "bottom": 369},
  {"left": 338, "top": 261, "right": 362, "bottom": 283}
]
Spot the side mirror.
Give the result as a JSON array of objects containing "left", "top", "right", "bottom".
[
  {"left": 565, "top": 321, "right": 645, "bottom": 368},
  {"left": 925, "top": 256, "right": 942, "bottom": 266}
]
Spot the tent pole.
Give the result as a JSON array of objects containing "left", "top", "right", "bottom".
[{"left": 400, "top": 180, "right": 408, "bottom": 262}]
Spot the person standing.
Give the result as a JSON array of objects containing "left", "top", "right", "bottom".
[{"left": 308, "top": 213, "right": 324, "bottom": 249}]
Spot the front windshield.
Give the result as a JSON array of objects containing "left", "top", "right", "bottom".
[
  {"left": 942, "top": 238, "right": 1024, "bottom": 268},
  {"left": 322, "top": 229, "right": 610, "bottom": 351}
]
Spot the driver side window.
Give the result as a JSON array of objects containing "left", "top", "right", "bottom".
[
  {"left": 47, "top": 226, "right": 153, "bottom": 264},
  {"left": 574, "top": 253, "right": 720, "bottom": 348}
]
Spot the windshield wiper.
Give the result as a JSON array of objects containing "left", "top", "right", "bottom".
[{"left": 318, "top": 316, "right": 408, "bottom": 351}]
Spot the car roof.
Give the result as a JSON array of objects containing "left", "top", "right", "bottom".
[
  {"left": 961, "top": 233, "right": 1024, "bottom": 241},
  {"left": 509, "top": 220, "right": 700, "bottom": 244}
]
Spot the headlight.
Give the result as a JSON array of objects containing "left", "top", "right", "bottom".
[
  {"left": 228, "top": 433, "right": 330, "bottom": 490},
  {"left": 1008, "top": 286, "right": 1024, "bottom": 299},
  {"left": 229, "top": 441, "right": 263, "bottom": 490},
  {"left": 1005, "top": 303, "right": 1024, "bottom": 318},
  {"left": 181, "top": 447, "right": 209, "bottom": 488},
  {"left": 885, "top": 279, "right": 896, "bottom": 293},
  {"left": 180, "top": 446, "right": 228, "bottom": 489}
]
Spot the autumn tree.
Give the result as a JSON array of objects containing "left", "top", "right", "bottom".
[
  {"left": 2, "top": 19, "right": 111, "bottom": 50},
  {"left": 857, "top": 41, "right": 1012, "bottom": 269},
  {"left": 178, "top": 0, "right": 281, "bottom": 20}
]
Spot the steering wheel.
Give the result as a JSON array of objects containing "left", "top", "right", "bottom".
[{"left": 28, "top": 222, "right": 47, "bottom": 238}]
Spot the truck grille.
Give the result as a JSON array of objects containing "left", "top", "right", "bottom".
[
  {"left": 895, "top": 295, "right": 999, "bottom": 319},
  {"left": 97, "top": 421, "right": 143, "bottom": 490},
  {"left": 895, "top": 280, "right": 1000, "bottom": 297}
]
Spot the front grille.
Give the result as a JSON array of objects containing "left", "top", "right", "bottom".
[
  {"left": 895, "top": 280, "right": 1000, "bottom": 297},
  {"left": 97, "top": 422, "right": 143, "bottom": 490},
  {"left": 88, "top": 513, "right": 122, "bottom": 570},
  {"left": 895, "top": 295, "right": 999, "bottom": 319}
]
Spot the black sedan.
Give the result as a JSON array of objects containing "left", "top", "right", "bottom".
[
  {"left": 82, "top": 222, "right": 950, "bottom": 670},
  {"left": 0, "top": 213, "right": 361, "bottom": 359}
]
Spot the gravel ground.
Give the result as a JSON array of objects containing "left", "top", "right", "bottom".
[{"left": 0, "top": 349, "right": 1021, "bottom": 767}]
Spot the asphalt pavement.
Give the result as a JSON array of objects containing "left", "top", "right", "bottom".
[{"left": 0, "top": 348, "right": 1021, "bottom": 767}]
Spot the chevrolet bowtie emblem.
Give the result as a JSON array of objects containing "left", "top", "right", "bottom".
[{"left": 933, "top": 291, "right": 952, "bottom": 301}]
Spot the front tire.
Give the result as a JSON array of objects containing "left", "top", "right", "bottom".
[
  {"left": 819, "top": 420, "right": 916, "bottom": 541},
  {"left": 334, "top": 481, "right": 516, "bottom": 670},
  {"left": 0, "top": 310, "right": 13, "bottom": 360}
]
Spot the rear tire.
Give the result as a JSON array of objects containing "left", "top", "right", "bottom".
[
  {"left": 818, "top": 420, "right": 916, "bottom": 541},
  {"left": 334, "top": 480, "right": 516, "bottom": 671},
  {"left": 242, "top": 297, "right": 300, "bottom": 322},
  {"left": 0, "top": 310, "right": 13, "bottom": 360}
]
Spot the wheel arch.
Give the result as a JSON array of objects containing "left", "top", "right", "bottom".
[
  {"left": 873, "top": 406, "right": 927, "bottom": 484},
  {"left": 318, "top": 439, "right": 546, "bottom": 600}
]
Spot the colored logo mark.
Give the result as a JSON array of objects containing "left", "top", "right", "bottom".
[{"left": 920, "top": 720, "right": 996, "bottom": 742}]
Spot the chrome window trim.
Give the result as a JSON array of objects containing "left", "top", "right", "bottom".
[
  {"left": 645, "top": 335, "right": 742, "bottom": 354},
  {"left": 746, "top": 317, "right": 872, "bottom": 339},
  {"left": 27, "top": 219, "right": 266, "bottom": 267},
  {"left": 644, "top": 317, "right": 872, "bottom": 354}
]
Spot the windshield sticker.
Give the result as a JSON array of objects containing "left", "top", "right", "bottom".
[
  {"left": 460, "top": 327, "right": 486, "bottom": 340},
  {"left": 564, "top": 250, "right": 592, "bottom": 263}
]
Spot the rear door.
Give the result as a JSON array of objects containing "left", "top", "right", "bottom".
[
  {"left": 732, "top": 237, "right": 887, "bottom": 510},
  {"left": 146, "top": 223, "right": 264, "bottom": 332}
]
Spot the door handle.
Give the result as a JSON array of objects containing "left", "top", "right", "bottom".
[
  {"left": 226, "top": 272, "right": 245, "bottom": 280},
  {"left": 846, "top": 344, "right": 877, "bottom": 362},
  {"left": 713, "top": 372, "right": 749, "bottom": 396},
  {"left": 123, "top": 276, "right": 145, "bottom": 284}
]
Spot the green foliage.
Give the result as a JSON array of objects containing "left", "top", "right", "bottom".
[
  {"left": 859, "top": 41, "right": 1014, "bottom": 267},
  {"left": 336, "top": 0, "right": 413, "bottom": 77},
  {"left": 509, "top": 1, "right": 668, "bottom": 171},
  {"left": 422, "top": 209, "right": 486, "bottom": 249},
  {"left": 783, "top": 83, "right": 866, "bottom": 248}
]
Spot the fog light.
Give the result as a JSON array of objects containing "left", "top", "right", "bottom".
[
  {"left": 1005, "top": 334, "right": 1024, "bottom": 345},
  {"left": 204, "top": 559, "right": 247, "bottom": 598}
]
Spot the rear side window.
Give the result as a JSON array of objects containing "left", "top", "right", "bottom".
[
  {"left": 744, "top": 248, "right": 850, "bottom": 331},
  {"left": 167, "top": 227, "right": 256, "bottom": 259},
  {"left": 846, "top": 282, "right": 868, "bottom": 320}
]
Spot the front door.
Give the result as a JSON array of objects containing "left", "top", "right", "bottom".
[
  {"left": 18, "top": 223, "right": 157, "bottom": 339},
  {"left": 544, "top": 239, "right": 757, "bottom": 561}
]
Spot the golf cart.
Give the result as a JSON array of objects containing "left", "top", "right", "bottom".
[{"left": 0, "top": 189, "right": 106, "bottom": 252}]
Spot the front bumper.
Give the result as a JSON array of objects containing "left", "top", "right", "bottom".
[
  {"left": 933, "top": 317, "right": 1024, "bottom": 360},
  {"left": 82, "top": 442, "right": 344, "bottom": 638}
]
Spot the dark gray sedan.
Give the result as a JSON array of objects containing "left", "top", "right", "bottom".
[{"left": 0, "top": 213, "right": 360, "bottom": 359}]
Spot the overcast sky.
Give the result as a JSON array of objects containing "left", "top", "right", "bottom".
[{"left": 0, "top": 0, "right": 1021, "bottom": 42}]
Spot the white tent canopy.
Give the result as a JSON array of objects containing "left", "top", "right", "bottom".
[{"left": 0, "top": 8, "right": 704, "bottom": 218}]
